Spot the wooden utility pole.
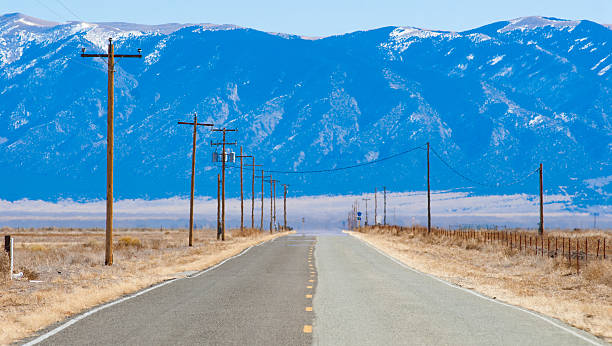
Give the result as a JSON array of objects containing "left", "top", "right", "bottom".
[
  {"left": 374, "top": 187, "right": 378, "bottom": 225},
  {"left": 348, "top": 213, "right": 351, "bottom": 230},
  {"left": 217, "top": 173, "right": 221, "bottom": 240},
  {"left": 350, "top": 203, "right": 354, "bottom": 229},
  {"left": 362, "top": 198, "right": 371, "bottom": 226},
  {"left": 357, "top": 201, "right": 361, "bottom": 228},
  {"left": 236, "top": 149, "right": 252, "bottom": 234},
  {"left": 263, "top": 177, "right": 278, "bottom": 232},
  {"left": 177, "top": 114, "right": 213, "bottom": 246},
  {"left": 353, "top": 203, "right": 357, "bottom": 229},
  {"left": 272, "top": 179, "right": 278, "bottom": 231},
  {"left": 246, "top": 160, "right": 262, "bottom": 230},
  {"left": 539, "top": 163, "right": 544, "bottom": 236},
  {"left": 356, "top": 201, "right": 359, "bottom": 227},
  {"left": 211, "top": 128, "right": 237, "bottom": 241},
  {"left": 81, "top": 38, "right": 142, "bottom": 265},
  {"left": 282, "top": 184, "right": 289, "bottom": 230},
  {"left": 383, "top": 186, "right": 387, "bottom": 226},
  {"left": 266, "top": 178, "right": 276, "bottom": 232},
  {"left": 261, "top": 171, "right": 265, "bottom": 231},
  {"left": 255, "top": 170, "right": 271, "bottom": 231},
  {"left": 427, "top": 142, "right": 431, "bottom": 234}
]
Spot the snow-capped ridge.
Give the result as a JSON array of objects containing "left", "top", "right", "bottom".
[
  {"left": 498, "top": 16, "right": 581, "bottom": 33},
  {"left": 390, "top": 26, "right": 457, "bottom": 39},
  {"left": 90, "top": 22, "right": 195, "bottom": 35},
  {"left": 0, "top": 13, "right": 60, "bottom": 27}
]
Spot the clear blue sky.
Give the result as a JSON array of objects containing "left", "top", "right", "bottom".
[{"left": 3, "top": 0, "right": 611, "bottom": 36}]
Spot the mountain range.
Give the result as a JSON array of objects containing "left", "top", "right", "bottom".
[{"left": 0, "top": 13, "right": 610, "bottom": 210}]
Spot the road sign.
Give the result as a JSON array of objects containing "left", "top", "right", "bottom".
[
  {"left": 357, "top": 212, "right": 362, "bottom": 216},
  {"left": 357, "top": 217, "right": 361, "bottom": 220}
]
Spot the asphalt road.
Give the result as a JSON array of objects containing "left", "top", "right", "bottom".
[
  {"left": 24, "top": 231, "right": 606, "bottom": 346},
  {"left": 28, "top": 235, "right": 316, "bottom": 346}
]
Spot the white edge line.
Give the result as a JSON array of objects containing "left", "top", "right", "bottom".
[
  {"left": 22, "top": 279, "right": 177, "bottom": 346},
  {"left": 349, "top": 233, "right": 606, "bottom": 346},
  {"left": 23, "top": 236, "right": 278, "bottom": 345}
]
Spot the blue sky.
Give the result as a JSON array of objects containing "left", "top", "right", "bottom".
[{"left": 2, "top": 0, "right": 611, "bottom": 36}]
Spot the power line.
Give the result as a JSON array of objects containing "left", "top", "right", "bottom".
[
  {"left": 267, "top": 144, "right": 427, "bottom": 174},
  {"left": 55, "top": 0, "right": 85, "bottom": 22},
  {"left": 68, "top": 56, "right": 107, "bottom": 73},
  {"left": 222, "top": 141, "right": 539, "bottom": 191},
  {"left": 430, "top": 147, "right": 539, "bottom": 188},
  {"left": 34, "top": 0, "right": 65, "bottom": 22}
]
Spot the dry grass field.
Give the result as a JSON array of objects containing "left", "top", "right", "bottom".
[
  {"left": 0, "top": 226, "right": 289, "bottom": 344},
  {"left": 349, "top": 226, "right": 612, "bottom": 342}
]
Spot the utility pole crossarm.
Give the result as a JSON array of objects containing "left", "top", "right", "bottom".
[
  {"left": 111, "top": 54, "right": 143, "bottom": 58},
  {"left": 177, "top": 121, "right": 214, "bottom": 126},
  {"left": 80, "top": 53, "right": 110, "bottom": 57},
  {"left": 81, "top": 54, "right": 143, "bottom": 58}
]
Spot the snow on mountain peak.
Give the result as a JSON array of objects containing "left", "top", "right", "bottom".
[
  {"left": 0, "top": 13, "right": 60, "bottom": 27},
  {"left": 390, "top": 26, "right": 456, "bottom": 39},
  {"left": 498, "top": 16, "right": 581, "bottom": 33},
  {"left": 384, "top": 27, "right": 459, "bottom": 54}
]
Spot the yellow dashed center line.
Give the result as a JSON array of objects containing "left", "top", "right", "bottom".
[{"left": 306, "top": 246, "right": 315, "bottom": 331}]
